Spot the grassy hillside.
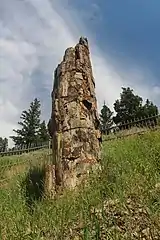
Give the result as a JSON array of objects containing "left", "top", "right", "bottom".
[
  {"left": 0, "top": 149, "right": 49, "bottom": 186},
  {"left": 0, "top": 131, "right": 160, "bottom": 239}
]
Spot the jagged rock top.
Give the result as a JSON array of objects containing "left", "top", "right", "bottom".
[{"left": 79, "top": 36, "right": 88, "bottom": 47}]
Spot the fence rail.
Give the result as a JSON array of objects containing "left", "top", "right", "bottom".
[
  {"left": 103, "top": 114, "right": 160, "bottom": 141},
  {"left": 0, "top": 115, "right": 160, "bottom": 156},
  {"left": 0, "top": 141, "right": 50, "bottom": 157}
]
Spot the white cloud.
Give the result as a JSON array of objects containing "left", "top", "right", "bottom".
[
  {"left": 89, "top": 45, "right": 160, "bottom": 111},
  {"left": 0, "top": 0, "right": 159, "bottom": 147}
]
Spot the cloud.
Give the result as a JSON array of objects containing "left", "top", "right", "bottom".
[
  {"left": 0, "top": 0, "right": 159, "bottom": 147},
  {"left": 89, "top": 43, "right": 160, "bottom": 111},
  {"left": 0, "top": 0, "right": 77, "bottom": 147}
]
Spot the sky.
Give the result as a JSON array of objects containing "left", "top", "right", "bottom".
[{"left": 0, "top": 0, "right": 160, "bottom": 147}]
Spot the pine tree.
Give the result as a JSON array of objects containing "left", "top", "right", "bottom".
[
  {"left": 113, "top": 87, "right": 143, "bottom": 125},
  {"left": 142, "top": 99, "right": 158, "bottom": 117},
  {"left": 38, "top": 120, "right": 49, "bottom": 143},
  {"left": 100, "top": 102, "right": 113, "bottom": 134},
  {"left": 141, "top": 99, "right": 159, "bottom": 127},
  {"left": 0, "top": 137, "right": 4, "bottom": 152},
  {"left": 113, "top": 87, "right": 159, "bottom": 127},
  {"left": 0, "top": 137, "right": 8, "bottom": 152},
  {"left": 3, "top": 138, "right": 8, "bottom": 152},
  {"left": 10, "top": 98, "right": 41, "bottom": 147}
]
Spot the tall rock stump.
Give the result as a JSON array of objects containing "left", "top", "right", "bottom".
[{"left": 48, "top": 37, "right": 101, "bottom": 193}]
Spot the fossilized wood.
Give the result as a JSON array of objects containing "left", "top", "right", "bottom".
[{"left": 47, "top": 37, "right": 101, "bottom": 193}]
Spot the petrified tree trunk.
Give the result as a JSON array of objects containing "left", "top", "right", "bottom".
[{"left": 47, "top": 37, "right": 101, "bottom": 194}]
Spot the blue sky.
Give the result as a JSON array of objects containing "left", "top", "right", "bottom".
[
  {"left": 71, "top": 0, "right": 160, "bottom": 82},
  {"left": 0, "top": 0, "right": 160, "bottom": 146}
]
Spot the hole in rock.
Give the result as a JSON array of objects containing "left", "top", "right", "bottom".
[{"left": 82, "top": 100, "right": 92, "bottom": 111}]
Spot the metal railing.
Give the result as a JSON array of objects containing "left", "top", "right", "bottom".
[
  {"left": 0, "top": 141, "right": 50, "bottom": 157},
  {"left": 103, "top": 114, "right": 160, "bottom": 141}
]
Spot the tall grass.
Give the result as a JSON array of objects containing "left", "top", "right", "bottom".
[{"left": 0, "top": 131, "right": 160, "bottom": 239}]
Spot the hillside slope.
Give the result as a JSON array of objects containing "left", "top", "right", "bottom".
[{"left": 0, "top": 131, "right": 160, "bottom": 239}]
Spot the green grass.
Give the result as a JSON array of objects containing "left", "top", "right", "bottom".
[
  {"left": 0, "top": 150, "right": 49, "bottom": 183},
  {"left": 0, "top": 131, "right": 160, "bottom": 239}
]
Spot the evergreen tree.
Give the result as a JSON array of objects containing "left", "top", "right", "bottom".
[
  {"left": 100, "top": 102, "right": 113, "bottom": 134},
  {"left": 38, "top": 120, "right": 49, "bottom": 143},
  {"left": 0, "top": 138, "right": 2, "bottom": 151},
  {"left": 3, "top": 138, "right": 8, "bottom": 152},
  {"left": 113, "top": 87, "right": 143, "bottom": 125},
  {"left": 10, "top": 98, "right": 41, "bottom": 147},
  {"left": 0, "top": 137, "right": 8, "bottom": 152},
  {"left": 142, "top": 99, "right": 158, "bottom": 117},
  {"left": 113, "top": 87, "right": 159, "bottom": 127},
  {"left": 141, "top": 99, "right": 159, "bottom": 127}
]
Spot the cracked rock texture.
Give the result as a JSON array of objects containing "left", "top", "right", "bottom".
[{"left": 48, "top": 37, "right": 101, "bottom": 192}]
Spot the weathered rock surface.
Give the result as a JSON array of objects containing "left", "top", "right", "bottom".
[{"left": 48, "top": 37, "right": 101, "bottom": 192}]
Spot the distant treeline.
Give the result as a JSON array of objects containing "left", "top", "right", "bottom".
[{"left": 100, "top": 87, "right": 159, "bottom": 134}]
